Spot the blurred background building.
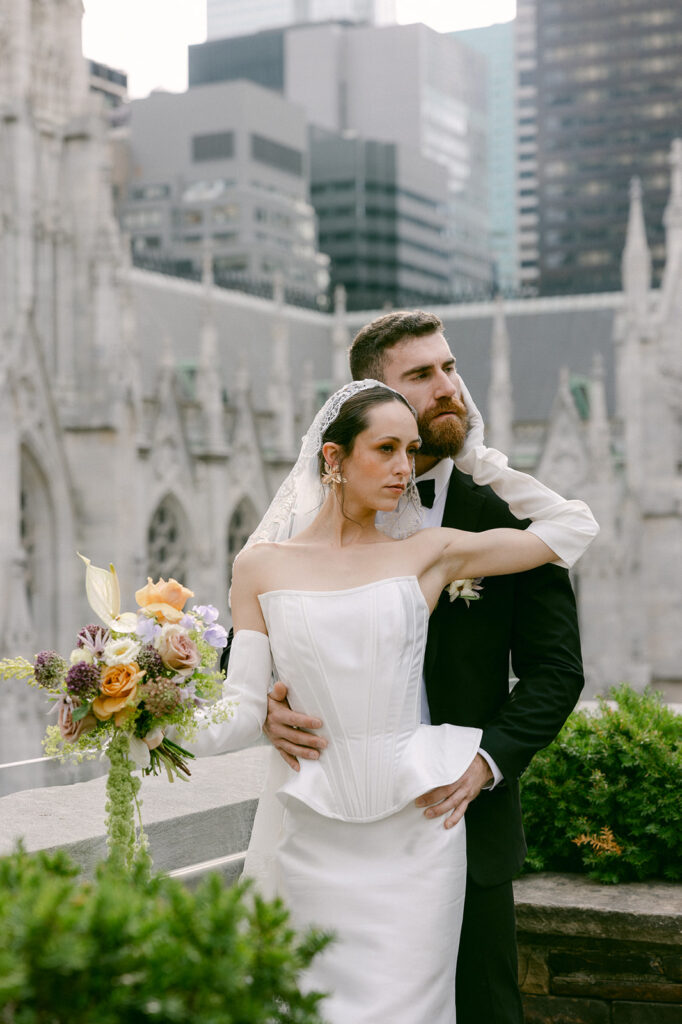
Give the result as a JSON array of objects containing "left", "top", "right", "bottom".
[
  {"left": 114, "top": 80, "right": 329, "bottom": 301},
  {"left": 189, "top": 21, "right": 494, "bottom": 305},
  {"left": 515, "top": 0, "right": 682, "bottom": 295},
  {"left": 88, "top": 59, "right": 128, "bottom": 108},
  {"left": 206, "top": 0, "right": 397, "bottom": 39},
  {"left": 455, "top": 21, "right": 517, "bottom": 293}
]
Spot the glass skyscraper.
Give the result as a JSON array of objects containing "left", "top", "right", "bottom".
[
  {"left": 206, "top": 0, "right": 396, "bottom": 40},
  {"left": 516, "top": 0, "right": 682, "bottom": 295}
]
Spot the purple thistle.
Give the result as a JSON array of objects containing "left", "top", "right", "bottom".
[
  {"left": 137, "top": 643, "right": 164, "bottom": 680},
  {"left": 77, "top": 624, "right": 110, "bottom": 657},
  {"left": 65, "top": 661, "right": 101, "bottom": 699},
  {"left": 33, "top": 651, "right": 68, "bottom": 690}
]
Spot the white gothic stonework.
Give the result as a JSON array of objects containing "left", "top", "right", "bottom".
[{"left": 1, "top": 1, "right": 681, "bottom": 791}]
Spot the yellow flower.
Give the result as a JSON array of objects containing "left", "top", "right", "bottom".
[
  {"left": 91, "top": 662, "right": 144, "bottom": 722},
  {"left": 135, "top": 577, "right": 194, "bottom": 623}
]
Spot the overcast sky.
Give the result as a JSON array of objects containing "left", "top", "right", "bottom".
[{"left": 82, "top": 0, "right": 516, "bottom": 99}]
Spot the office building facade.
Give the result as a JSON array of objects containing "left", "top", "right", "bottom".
[
  {"left": 115, "top": 80, "right": 329, "bottom": 297},
  {"left": 456, "top": 21, "right": 517, "bottom": 292},
  {"left": 206, "top": 0, "right": 395, "bottom": 40},
  {"left": 310, "top": 129, "right": 450, "bottom": 310},
  {"left": 190, "top": 21, "right": 493, "bottom": 295},
  {"left": 515, "top": 0, "right": 682, "bottom": 294}
]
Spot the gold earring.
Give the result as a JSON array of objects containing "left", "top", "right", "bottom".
[{"left": 322, "top": 462, "right": 346, "bottom": 486}]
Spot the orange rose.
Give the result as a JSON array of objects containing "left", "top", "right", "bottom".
[
  {"left": 135, "top": 577, "right": 194, "bottom": 623},
  {"left": 92, "top": 662, "right": 144, "bottom": 721}
]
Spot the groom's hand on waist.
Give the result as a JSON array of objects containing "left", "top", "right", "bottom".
[
  {"left": 263, "top": 681, "right": 328, "bottom": 772},
  {"left": 414, "top": 754, "right": 493, "bottom": 828}
]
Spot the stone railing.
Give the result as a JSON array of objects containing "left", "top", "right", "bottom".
[{"left": 2, "top": 748, "right": 681, "bottom": 1024}]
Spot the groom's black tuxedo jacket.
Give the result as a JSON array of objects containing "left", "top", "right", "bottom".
[{"left": 425, "top": 466, "right": 584, "bottom": 887}]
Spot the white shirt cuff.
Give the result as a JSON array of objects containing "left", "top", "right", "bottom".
[{"left": 478, "top": 747, "right": 504, "bottom": 789}]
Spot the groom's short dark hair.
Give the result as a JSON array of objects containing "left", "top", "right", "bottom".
[{"left": 349, "top": 310, "right": 444, "bottom": 381}]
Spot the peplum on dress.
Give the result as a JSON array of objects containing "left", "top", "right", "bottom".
[{"left": 181, "top": 575, "right": 482, "bottom": 1024}]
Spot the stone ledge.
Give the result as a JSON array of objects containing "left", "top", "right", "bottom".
[
  {"left": 514, "top": 872, "right": 682, "bottom": 946},
  {"left": 0, "top": 746, "right": 268, "bottom": 876}
]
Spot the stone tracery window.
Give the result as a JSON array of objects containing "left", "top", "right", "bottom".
[
  {"left": 147, "top": 495, "right": 188, "bottom": 584},
  {"left": 227, "top": 497, "right": 259, "bottom": 586},
  {"left": 19, "top": 446, "right": 56, "bottom": 643}
]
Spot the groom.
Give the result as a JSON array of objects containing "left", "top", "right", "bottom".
[{"left": 262, "top": 310, "right": 585, "bottom": 1023}]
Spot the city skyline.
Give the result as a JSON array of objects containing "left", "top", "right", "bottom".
[{"left": 82, "top": 0, "right": 516, "bottom": 98}]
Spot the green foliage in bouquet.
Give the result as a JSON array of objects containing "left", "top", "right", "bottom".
[
  {"left": 520, "top": 685, "right": 682, "bottom": 884},
  {"left": 0, "top": 844, "right": 331, "bottom": 1024}
]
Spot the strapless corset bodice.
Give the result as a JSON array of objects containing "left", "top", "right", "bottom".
[{"left": 259, "top": 576, "right": 481, "bottom": 822}]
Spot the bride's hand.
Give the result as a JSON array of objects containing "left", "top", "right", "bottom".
[{"left": 264, "top": 681, "right": 328, "bottom": 772}]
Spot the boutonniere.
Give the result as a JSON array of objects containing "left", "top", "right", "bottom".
[{"left": 446, "top": 578, "right": 484, "bottom": 607}]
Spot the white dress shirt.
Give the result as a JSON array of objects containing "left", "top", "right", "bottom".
[{"left": 415, "top": 458, "right": 503, "bottom": 789}]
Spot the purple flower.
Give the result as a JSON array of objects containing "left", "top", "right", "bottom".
[
  {"left": 77, "top": 624, "right": 110, "bottom": 657},
  {"left": 179, "top": 614, "right": 195, "bottom": 630},
  {"left": 33, "top": 651, "right": 68, "bottom": 690},
  {"left": 65, "top": 661, "right": 101, "bottom": 699},
  {"left": 137, "top": 643, "right": 164, "bottom": 680},
  {"left": 136, "top": 614, "right": 161, "bottom": 643},
  {"left": 203, "top": 624, "right": 228, "bottom": 649},
  {"left": 193, "top": 604, "right": 219, "bottom": 624}
]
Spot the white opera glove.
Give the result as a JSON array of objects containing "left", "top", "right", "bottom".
[
  {"left": 167, "top": 630, "right": 272, "bottom": 757},
  {"left": 456, "top": 373, "right": 485, "bottom": 456},
  {"left": 454, "top": 445, "right": 599, "bottom": 569}
]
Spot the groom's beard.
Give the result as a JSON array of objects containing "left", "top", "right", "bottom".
[{"left": 417, "top": 398, "right": 468, "bottom": 459}]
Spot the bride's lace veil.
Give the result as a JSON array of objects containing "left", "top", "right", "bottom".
[{"left": 240, "top": 378, "right": 423, "bottom": 557}]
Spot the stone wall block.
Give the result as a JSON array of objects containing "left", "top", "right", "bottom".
[
  {"left": 518, "top": 945, "right": 551, "bottom": 994},
  {"left": 662, "top": 954, "right": 682, "bottom": 982},
  {"left": 552, "top": 975, "right": 682, "bottom": 1003},
  {"left": 612, "top": 1001, "right": 682, "bottom": 1023},
  {"left": 549, "top": 947, "right": 670, "bottom": 978},
  {"left": 522, "top": 994, "right": 610, "bottom": 1023}
]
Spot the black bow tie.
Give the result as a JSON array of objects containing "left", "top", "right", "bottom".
[{"left": 416, "top": 478, "right": 436, "bottom": 509}]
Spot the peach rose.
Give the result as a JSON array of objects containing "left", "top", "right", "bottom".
[
  {"left": 57, "top": 697, "right": 97, "bottom": 743},
  {"left": 92, "top": 662, "right": 144, "bottom": 721},
  {"left": 154, "top": 624, "right": 201, "bottom": 673},
  {"left": 135, "top": 577, "right": 194, "bottom": 623}
]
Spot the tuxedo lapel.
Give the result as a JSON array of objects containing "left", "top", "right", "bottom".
[
  {"left": 424, "top": 467, "right": 488, "bottom": 680},
  {"left": 441, "top": 466, "right": 488, "bottom": 533}
]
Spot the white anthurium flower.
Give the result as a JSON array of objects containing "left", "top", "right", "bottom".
[
  {"left": 77, "top": 553, "right": 138, "bottom": 633},
  {"left": 127, "top": 736, "right": 151, "bottom": 769}
]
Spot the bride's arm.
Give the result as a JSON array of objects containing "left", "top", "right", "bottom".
[
  {"left": 167, "top": 550, "right": 272, "bottom": 756},
  {"left": 452, "top": 376, "right": 599, "bottom": 571},
  {"left": 424, "top": 450, "right": 599, "bottom": 587}
]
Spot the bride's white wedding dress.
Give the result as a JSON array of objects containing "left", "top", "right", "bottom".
[{"left": 180, "top": 574, "right": 482, "bottom": 1023}]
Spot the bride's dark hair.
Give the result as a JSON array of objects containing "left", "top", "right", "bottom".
[{"left": 318, "top": 386, "right": 415, "bottom": 477}]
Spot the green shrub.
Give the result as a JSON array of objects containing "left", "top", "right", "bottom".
[
  {"left": 520, "top": 685, "right": 682, "bottom": 884},
  {"left": 0, "top": 845, "right": 331, "bottom": 1023}
]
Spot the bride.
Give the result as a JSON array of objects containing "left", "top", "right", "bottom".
[{"left": 175, "top": 379, "right": 598, "bottom": 1024}]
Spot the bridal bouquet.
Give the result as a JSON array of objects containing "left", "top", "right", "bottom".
[{"left": 0, "top": 555, "right": 231, "bottom": 870}]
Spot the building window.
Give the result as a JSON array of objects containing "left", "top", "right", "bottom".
[
  {"left": 227, "top": 498, "right": 259, "bottom": 586},
  {"left": 251, "top": 134, "right": 303, "bottom": 177},
  {"left": 148, "top": 495, "right": 188, "bottom": 584},
  {"left": 192, "top": 132, "right": 235, "bottom": 162},
  {"left": 20, "top": 447, "right": 56, "bottom": 643}
]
